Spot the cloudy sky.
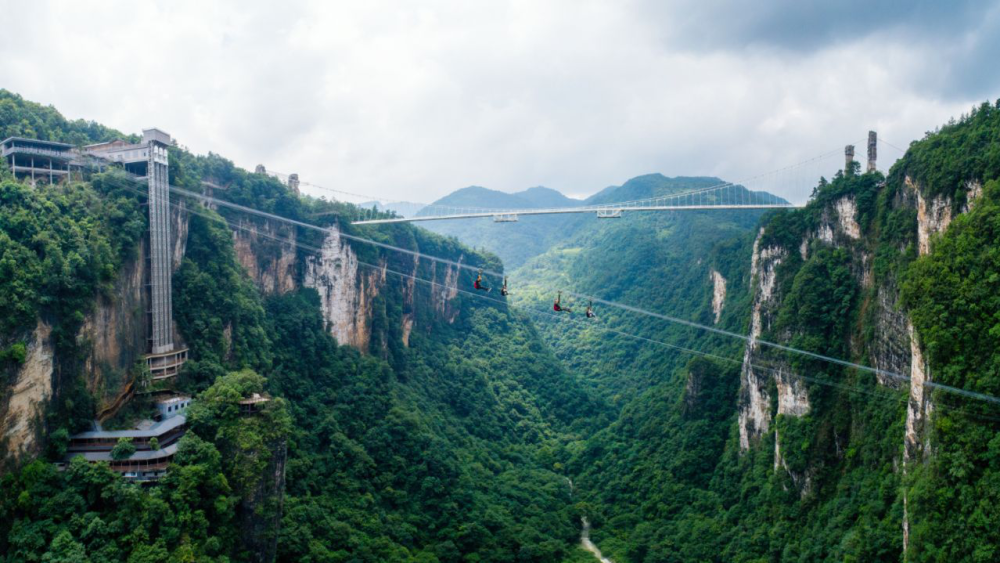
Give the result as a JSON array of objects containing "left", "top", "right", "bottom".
[{"left": 1, "top": 0, "right": 998, "bottom": 204}]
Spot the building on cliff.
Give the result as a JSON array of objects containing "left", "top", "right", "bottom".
[
  {"left": 1, "top": 137, "right": 78, "bottom": 183},
  {"left": 4, "top": 130, "right": 189, "bottom": 382},
  {"left": 63, "top": 395, "right": 191, "bottom": 482}
]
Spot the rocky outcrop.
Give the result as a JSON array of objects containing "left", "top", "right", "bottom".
[
  {"left": 232, "top": 218, "right": 297, "bottom": 295},
  {"left": 738, "top": 230, "right": 785, "bottom": 451},
  {"left": 773, "top": 368, "right": 811, "bottom": 482},
  {"left": 834, "top": 197, "right": 862, "bottom": 239},
  {"left": 904, "top": 323, "right": 933, "bottom": 464},
  {"left": 912, "top": 180, "right": 953, "bottom": 256},
  {"left": 0, "top": 321, "right": 53, "bottom": 468},
  {"left": 78, "top": 245, "right": 147, "bottom": 410},
  {"left": 432, "top": 259, "right": 463, "bottom": 324},
  {"left": 870, "top": 284, "right": 911, "bottom": 389},
  {"left": 303, "top": 226, "right": 372, "bottom": 350},
  {"left": 710, "top": 269, "right": 727, "bottom": 324},
  {"left": 901, "top": 179, "right": 950, "bottom": 464}
]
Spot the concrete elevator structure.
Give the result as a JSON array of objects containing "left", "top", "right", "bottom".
[{"left": 83, "top": 129, "right": 187, "bottom": 381}]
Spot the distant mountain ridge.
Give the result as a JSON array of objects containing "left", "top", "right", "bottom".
[
  {"left": 422, "top": 185, "right": 581, "bottom": 213},
  {"left": 419, "top": 174, "right": 781, "bottom": 267}
]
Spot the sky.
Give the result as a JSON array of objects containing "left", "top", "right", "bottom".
[{"left": 1, "top": 0, "right": 998, "bottom": 204}]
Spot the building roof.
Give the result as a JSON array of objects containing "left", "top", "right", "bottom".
[
  {"left": 1, "top": 137, "right": 74, "bottom": 149},
  {"left": 70, "top": 442, "right": 179, "bottom": 463},
  {"left": 82, "top": 139, "right": 132, "bottom": 150},
  {"left": 156, "top": 395, "right": 191, "bottom": 405},
  {"left": 70, "top": 414, "right": 187, "bottom": 440}
]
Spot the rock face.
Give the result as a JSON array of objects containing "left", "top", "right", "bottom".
[
  {"left": 710, "top": 269, "right": 727, "bottom": 324},
  {"left": 870, "top": 284, "right": 912, "bottom": 388},
  {"left": 834, "top": 197, "right": 862, "bottom": 239},
  {"left": 900, "top": 178, "right": 954, "bottom": 552},
  {"left": 78, "top": 244, "right": 147, "bottom": 412},
  {"left": 913, "top": 182, "right": 952, "bottom": 256},
  {"left": 232, "top": 218, "right": 298, "bottom": 295},
  {"left": 0, "top": 321, "right": 53, "bottom": 470},
  {"left": 773, "top": 368, "right": 811, "bottom": 479},
  {"left": 739, "top": 194, "right": 866, "bottom": 481},
  {"left": 303, "top": 225, "right": 373, "bottom": 350},
  {"left": 738, "top": 230, "right": 785, "bottom": 451}
]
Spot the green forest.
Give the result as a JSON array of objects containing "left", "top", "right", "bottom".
[{"left": 2, "top": 90, "right": 1000, "bottom": 563}]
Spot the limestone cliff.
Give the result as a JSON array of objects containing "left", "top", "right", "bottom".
[
  {"left": 710, "top": 269, "right": 727, "bottom": 324},
  {"left": 301, "top": 225, "right": 463, "bottom": 352},
  {"left": 232, "top": 217, "right": 297, "bottom": 295},
  {"left": 303, "top": 226, "right": 372, "bottom": 350},
  {"left": 739, "top": 193, "right": 867, "bottom": 484},
  {"left": 738, "top": 229, "right": 784, "bottom": 451},
  {"left": 0, "top": 321, "right": 53, "bottom": 471}
]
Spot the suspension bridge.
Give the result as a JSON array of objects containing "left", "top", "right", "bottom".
[{"left": 267, "top": 142, "right": 884, "bottom": 225}]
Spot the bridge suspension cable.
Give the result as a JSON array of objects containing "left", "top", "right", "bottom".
[{"left": 269, "top": 145, "right": 852, "bottom": 224}]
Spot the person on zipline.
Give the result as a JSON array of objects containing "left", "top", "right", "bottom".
[
  {"left": 500, "top": 277, "right": 509, "bottom": 297},
  {"left": 474, "top": 269, "right": 492, "bottom": 293},
  {"left": 554, "top": 291, "right": 572, "bottom": 313},
  {"left": 586, "top": 300, "right": 596, "bottom": 318}
]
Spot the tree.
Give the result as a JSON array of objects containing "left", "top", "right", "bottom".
[
  {"left": 110, "top": 437, "right": 135, "bottom": 461},
  {"left": 148, "top": 437, "right": 159, "bottom": 451}
]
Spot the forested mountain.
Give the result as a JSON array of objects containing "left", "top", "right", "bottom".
[
  {"left": 2, "top": 88, "right": 1000, "bottom": 563},
  {"left": 537, "top": 106, "right": 1000, "bottom": 561},
  {"left": 0, "top": 90, "right": 605, "bottom": 562}
]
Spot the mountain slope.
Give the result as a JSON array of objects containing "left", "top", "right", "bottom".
[
  {"left": 561, "top": 102, "right": 1000, "bottom": 562},
  {"left": 0, "top": 92, "right": 604, "bottom": 562}
]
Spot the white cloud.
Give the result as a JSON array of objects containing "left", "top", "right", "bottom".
[{"left": 0, "top": 0, "right": 992, "bottom": 204}]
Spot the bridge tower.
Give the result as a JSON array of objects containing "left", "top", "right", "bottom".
[
  {"left": 845, "top": 144, "right": 855, "bottom": 173},
  {"left": 867, "top": 131, "right": 877, "bottom": 172}
]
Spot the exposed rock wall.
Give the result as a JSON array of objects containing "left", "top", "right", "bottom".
[
  {"left": 773, "top": 368, "right": 811, "bottom": 481},
  {"left": 79, "top": 244, "right": 147, "bottom": 409},
  {"left": 870, "top": 284, "right": 912, "bottom": 388},
  {"left": 913, "top": 180, "right": 952, "bottom": 256},
  {"left": 303, "top": 225, "right": 371, "bottom": 350},
  {"left": 738, "top": 230, "right": 785, "bottom": 451},
  {"left": 710, "top": 269, "right": 727, "bottom": 324},
  {"left": 232, "top": 218, "right": 298, "bottom": 295},
  {"left": 834, "top": 197, "right": 862, "bottom": 239},
  {"left": 0, "top": 321, "right": 53, "bottom": 469}
]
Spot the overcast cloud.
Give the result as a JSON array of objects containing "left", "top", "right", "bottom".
[{"left": 1, "top": 0, "right": 997, "bottom": 203}]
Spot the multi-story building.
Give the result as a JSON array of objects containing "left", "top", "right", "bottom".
[
  {"left": 1, "top": 137, "right": 77, "bottom": 183},
  {"left": 65, "top": 396, "right": 191, "bottom": 482}
]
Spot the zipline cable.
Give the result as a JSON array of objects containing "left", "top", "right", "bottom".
[
  {"left": 131, "top": 189, "right": 1000, "bottom": 423},
  {"left": 165, "top": 198, "right": 1000, "bottom": 422},
  {"left": 127, "top": 180, "right": 1000, "bottom": 408}
]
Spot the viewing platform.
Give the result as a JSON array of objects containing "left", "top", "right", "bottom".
[{"left": 1, "top": 137, "right": 76, "bottom": 184}]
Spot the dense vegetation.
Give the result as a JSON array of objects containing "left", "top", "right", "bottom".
[
  {"left": 0, "top": 171, "right": 148, "bottom": 442},
  {"left": 902, "top": 178, "right": 1000, "bottom": 561},
  {"left": 0, "top": 92, "right": 602, "bottom": 561},
  {"left": 4, "top": 89, "right": 1000, "bottom": 563}
]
